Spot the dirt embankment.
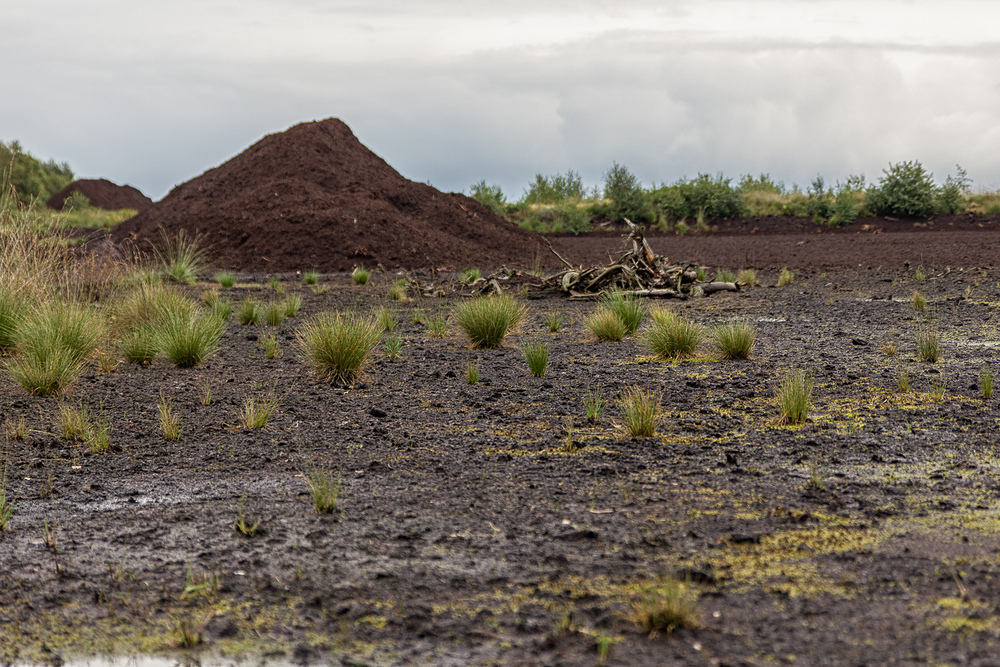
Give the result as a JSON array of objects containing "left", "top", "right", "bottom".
[
  {"left": 110, "top": 119, "right": 544, "bottom": 273},
  {"left": 47, "top": 178, "right": 153, "bottom": 211}
]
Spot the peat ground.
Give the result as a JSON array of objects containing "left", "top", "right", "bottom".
[{"left": 3, "top": 230, "right": 1000, "bottom": 665}]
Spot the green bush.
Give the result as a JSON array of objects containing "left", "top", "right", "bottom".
[
  {"left": 651, "top": 173, "right": 742, "bottom": 224},
  {"left": 521, "top": 171, "right": 587, "bottom": 205},
  {"left": 296, "top": 311, "right": 381, "bottom": 383},
  {"left": 867, "top": 161, "right": 935, "bottom": 218},
  {"left": 935, "top": 165, "right": 970, "bottom": 214},
  {"left": 604, "top": 162, "right": 651, "bottom": 223},
  {"left": 453, "top": 294, "right": 527, "bottom": 349},
  {"left": 469, "top": 180, "right": 507, "bottom": 215},
  {"left": 0, "top": 140, "right": 74, "bottom": 204}
]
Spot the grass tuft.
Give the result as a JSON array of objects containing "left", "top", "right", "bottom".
[
  {"left": 916, "top": 327, "right": 941, "bottom": 363},
  {"left": 602, "top": 287, "right": 646, "bottom": 335},
  {"left": 296, "top": 311, "right": 381, "bottom": 383},
  {"left": 584, "top": 306, "right": 626, "bottom": 342},
  {"left": 711, "top": 320, "right": 757, "bottom": 359},
  {"left": 158, "top": 394, "right": 181, "bottom": 441},
  {"left": 214, "top": 271, "right": 236, "bottom": 289},
  {"left": 237, "top": 299, "right": 262, "bottom": 325},
  {"left": 282, "top": 294, "right": 302, "bottom": 318},
  {"left": 352, "top": 266, "right": 370, "bottom": 285},
  {"left": 304, "top": 466, "right": 341, "bottom": 514},
  {"left": 584, "top": 387, "right": 605, "bottom": 424},
  {"left": 466, "top": 361, "right": 480, "bottom": 385},
  {"left": 777, "top": 267, "right": 795, "bottom": 286},
  {"left": 453, "top": 293, "right": 527, "bottom": 349},
  {"left": 628, "top": 579, "right": 700, "bottom": 637},
  {"left": 302, "top": 270, "right": 319, "bottom": 285},
  {"left": 620, "top": 386, "right": 661, "bottom": 437},
  {"left": 155, "top": 310, "right": 225, "bottom": 368},
  {"left": 156, "top": 230, "right": 206, "bottom": 285},
  {"left": 737, "top": 268, "right": 758, "bottom": 286},
  {"left": 521, "top": 338, "right": 550, "bottom": 377},
  {"left": 644, "top": 308, "right": 704, "bottom": 359},
  {"left": 775, "top": 369, "right": 813, "bottom": 426},
  {"left": 239, "top": 384, "right": 281, "bottom": 429},
  {"left": 263, "top": 301, "right": 285, "bottom": 327},
  {"left": 981, "top": 367, "right": 994, "bottom": 399}
]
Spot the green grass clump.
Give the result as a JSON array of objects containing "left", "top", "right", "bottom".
[
  {"left": 426, "top": 315, "right": 449, "bottom": 339},
  {"left": 0, "top": 455, "right": 14, "bottom": 531},
  {"left": 711, "top": 320, "right": 757, "bottom": 359},
  {"left": 775, "top": 369, "right": 813, "bottom": 426},
  {"left": 644, "top": 308, "right": 704, "bottom": 359},
  {"left": 453, "top": 293, "right": 527, "bottom": 349},
  {"left": 259, "top": 331, "right": 282, "bottom": 359},
  {"left": 737, "top": 268, "right": 758, "bottom": 286},
  {"left": 459, "top": 267, "right": 482, "bottom": 284},
  {"left": 602, "top": 287, "right": 646, "bottom": 335},
  {"left": 263, "top": 302, "right": 285, "bottom": 327},
  {"left": 211, "top": 298, "right": 233, "bottom": 321},
  {"left": 237, "top": 299, "right": 263, "bottom": 325},
  {"left": 584, "top": 307, "right": 626, "bottom": 342},
  {"left": 913, "top": 290, "right": 926, "bottom": 311},
  {"left": 352, "top": 266, "right": 370, "bottom": 285},
  {"left": 214, "top": 271, "right": 236, "bottom": 289},
  {"left": 777, "top": 267, "right": 795, "bottom": 286},
  {"left": 0, "top": 287, "right": 29, "bottom": 353},
  {"left": 382, "top": 333, "right": 402, "bottom": 358},
  {"left": 897, "top": 369, "right": 911, "bottom": 393},
  {"left": 158, "top": 394, "right": 181, "bottom": 441},
  {"left": 916, "top": 328, "right": 940, "bottom": 363},
  {"left": 5, "top": 300, "right": 106, "bottom": 396},
  {"left": 521, "top": 338, "right": 550, "bottom": 377},
  {"left": 584, "top": 387, "right": 605, "bottom": 424},
  {"left": 981, "top": 367, "right": 994, "bottom": 399},
  {"left": 302, "top": 270, "right": 320, "bottom": 285},
  {"left": 714, "top": 268, "right": 735, "bottom": 283},
  {"left": 58, "top": 401, "right": 92, "bottom": 441},
  {"left": 466, "top": 361, "right": 480, "bottom": 385},
  {"left": 620, "top": 386, "right": 661, "bottom": 437},
  {"left": 282, "top": 294, "right": 302, "bottom": 318},
  {"left": 373, "top": 305, "right": 398, "bottom": 332},
  {"left": 296, "top": 311, "right": 381, "bottom": 383},
  {"left": 156, "top": 230, "right": 206, "bottom": 285},
  {"left": 544, "top": 312, "right": 564, "bottom": 332},
  {"left": 155, "top": 310, "right": 225, "bottom": 368},
  {"left": 629, "top": 579, "right": 700, "bottom": 637},
  {"left": 304, "top": 466, "right": 341, "bottom": 514},
  {"left": 118, "top": 325, "right": 158, "bottom": 364}
]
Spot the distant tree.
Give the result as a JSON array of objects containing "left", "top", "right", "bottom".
[
  {"left": 469, "top": 180, "right": 507, "bottom": 216},
  {"left": 603, "top": 162, "right": 651, "bottom": 223},
  {"left": 0, "top": 140, "right": 75, "bottom": 204},
  {"left": 867, "top": 160, "right": 935, "bottom": 218}
]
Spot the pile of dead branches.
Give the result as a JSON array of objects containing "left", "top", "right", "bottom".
[{"left": 538, "top": 220, "right": 739, "bottom": 299}]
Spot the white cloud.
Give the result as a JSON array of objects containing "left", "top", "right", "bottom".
[{"left": 2, "top": 0, "right": 999, "bottom": 199}]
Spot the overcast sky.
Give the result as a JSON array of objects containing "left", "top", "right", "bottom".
[{"left": 3, "top": 0, "right": 999, "bottom": 201}]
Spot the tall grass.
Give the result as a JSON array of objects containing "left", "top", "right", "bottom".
[
  {"left": 620, "top": 386, "right": 661, "bottom": 437},
  {"left": 296, "top": 311, "right": 381, "bottom": 383},
  {"left": 775, "top": 369, "right": 813, "bottom": 426},
  {"left": 156, "top": 230, "right": 207, "bottom": 284},
  {"left": 155, "top": 310, "right": 225, "bottom": 368}
]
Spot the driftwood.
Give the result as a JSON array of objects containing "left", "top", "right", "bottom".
[{"left": 538, "top": 220, "right": 739, "bottom": 299}]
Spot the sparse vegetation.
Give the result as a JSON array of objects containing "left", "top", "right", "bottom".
[
  {"left": 157, "top": 231, "right": 206, "bottom": 285},
  {"left": 453, "top": 293, "right": 526, "bottom": 349},
  {"left": 158, "top": 394, "right": 181, "bottom": 441},
  {"left": 916, "top": 328, "right": 941, "bottom": 363},
  {"left": 237, "top": 298, "right": 263, "bottom": 325},
  {"left": 543, "top": 312, "right": 564, "bottom": 332},
  {"left": 234, "top": 492, "right": 261, "bottom": 537},
  {"left": 584, "top": 306, "right": 626, "bottom": 342},
  {"left": 302, "top": 270, "right": 319, "bottom": 285},
  {"left": 282, "top": 294, "right": 302, "bottom": 317},
  {"left": 155, "top": 309, "right": 225, "bottom": 368},
  {"left": 259, "top": 331, "right": 281, "bottom": 359},
  {"left": 584, "top": 387, "right": 605, "bottom": 424},
  {"left": 981, "top": 367, "right": 994, "bottom": 399},
  {"left": 382, "top": 333, "right": 402, "bottom": 358},
  {"left": 304, "top": 466, "right": 341, "bottom": 514},
  {"left": 426, "top": 315, "right": 449, "bottom": 339},
  {"left": 214, "top": 271, "right": 236, "bottom": 289},
  {"left": 777, "top": 267, "right": 795, "bottom": 286},
  {"left": 466, "top": 361, "right": 480, "bottom": 385},
  {"left": 737, "top": 268, "right": 758, "bottom": 286},
  {"left": 239, "top": 384, "right": 281, "bottom": 429},
  {"left": 263, "top": 301, "right": 285, "bottom": 327},
  {"left": 601, "top": 287, "right": 646, "bottom": 335},
  {"left": 913, "top": 290, "right": 926, "bottom": 311},
  {"left": 459, "top": 267, "right": 481, "bottom": 284}
]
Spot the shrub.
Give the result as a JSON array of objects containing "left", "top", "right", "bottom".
[
  {"left": 602, "top": 287, "right": 646, "bottom": 335},
  {"left": 521, "top": 171, "right": 587, "bottom": 205},
  {"left": 584, "top": 306, "right": 626, "bottom": 342},
  {"left": 155, "top": 310, "right": 225, "bottom": 368},
  {"left": 644, "top": 309, "right": 704, "bottom": 359},
  {"left": 867, "top": 161, "right": 935, "bottom": 218},
  {"left": 296, "top": 311, "right": 381, "bottom": 383},
  {"left": 521, "top": 338, "right": 550, "bottom": 377},
  {"left": 469, "top": 180, "right": 507, "bottom": 215},
  {"left": 629, "top": 579, "right": 699, "bottom": 637},
  {"left": 935, "top": 165, "right": 970, "bottom": 214},
  {"left": 620, "top": 386, "right": 661, "bottom": 437},
  {"left": 603, "top": 162, "right": 650, "bottom": 223},
  {"left": 775, "top": 369, "right": 812, "bottom": 426},
  {"left": 712, "top": 320, "right": 757, "bottom": 359},
  {"left": 157, "top": 230, "right": 207, "bottom": 284},
  {"left": 352, "top": 266, "right": 370, "bottom": 285},
  {"left": 651, "top": 173, "right": 742, "bottom": 223},
  {"left": 453, "top": 294, "right": 526, "bottom": 349}
]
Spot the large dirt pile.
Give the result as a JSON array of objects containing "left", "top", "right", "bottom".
[
  {"left": 111, "top": 119, "right": 541, "bottom": 273},
  {"left": 47, "top": 178, "right": 153, "bottom": 211}
]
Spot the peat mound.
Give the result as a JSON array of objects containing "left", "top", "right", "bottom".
[
  {"left": 111, "top": 118, "right": 542, "bottom": 273},
  {"left": 47, "top": 178, "right": 153, "bottom": 211}
]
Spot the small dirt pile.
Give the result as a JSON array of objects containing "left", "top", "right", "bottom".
[
  {"left": 111, "top": 119, "right": 541, "bottom": 273},
  {"left": 47, "top": 178, "right": 153, "bottom": 211}
]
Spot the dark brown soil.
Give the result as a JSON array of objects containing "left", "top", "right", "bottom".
[
  {"left": 109, "top": 119, "right": 544, "bottom": 273},
  {"left": 47, "top": 179, "right": 153, "bottom": 212},
  {"left": 4, "top": 228, "right": 1000, "bottom": 666}
]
